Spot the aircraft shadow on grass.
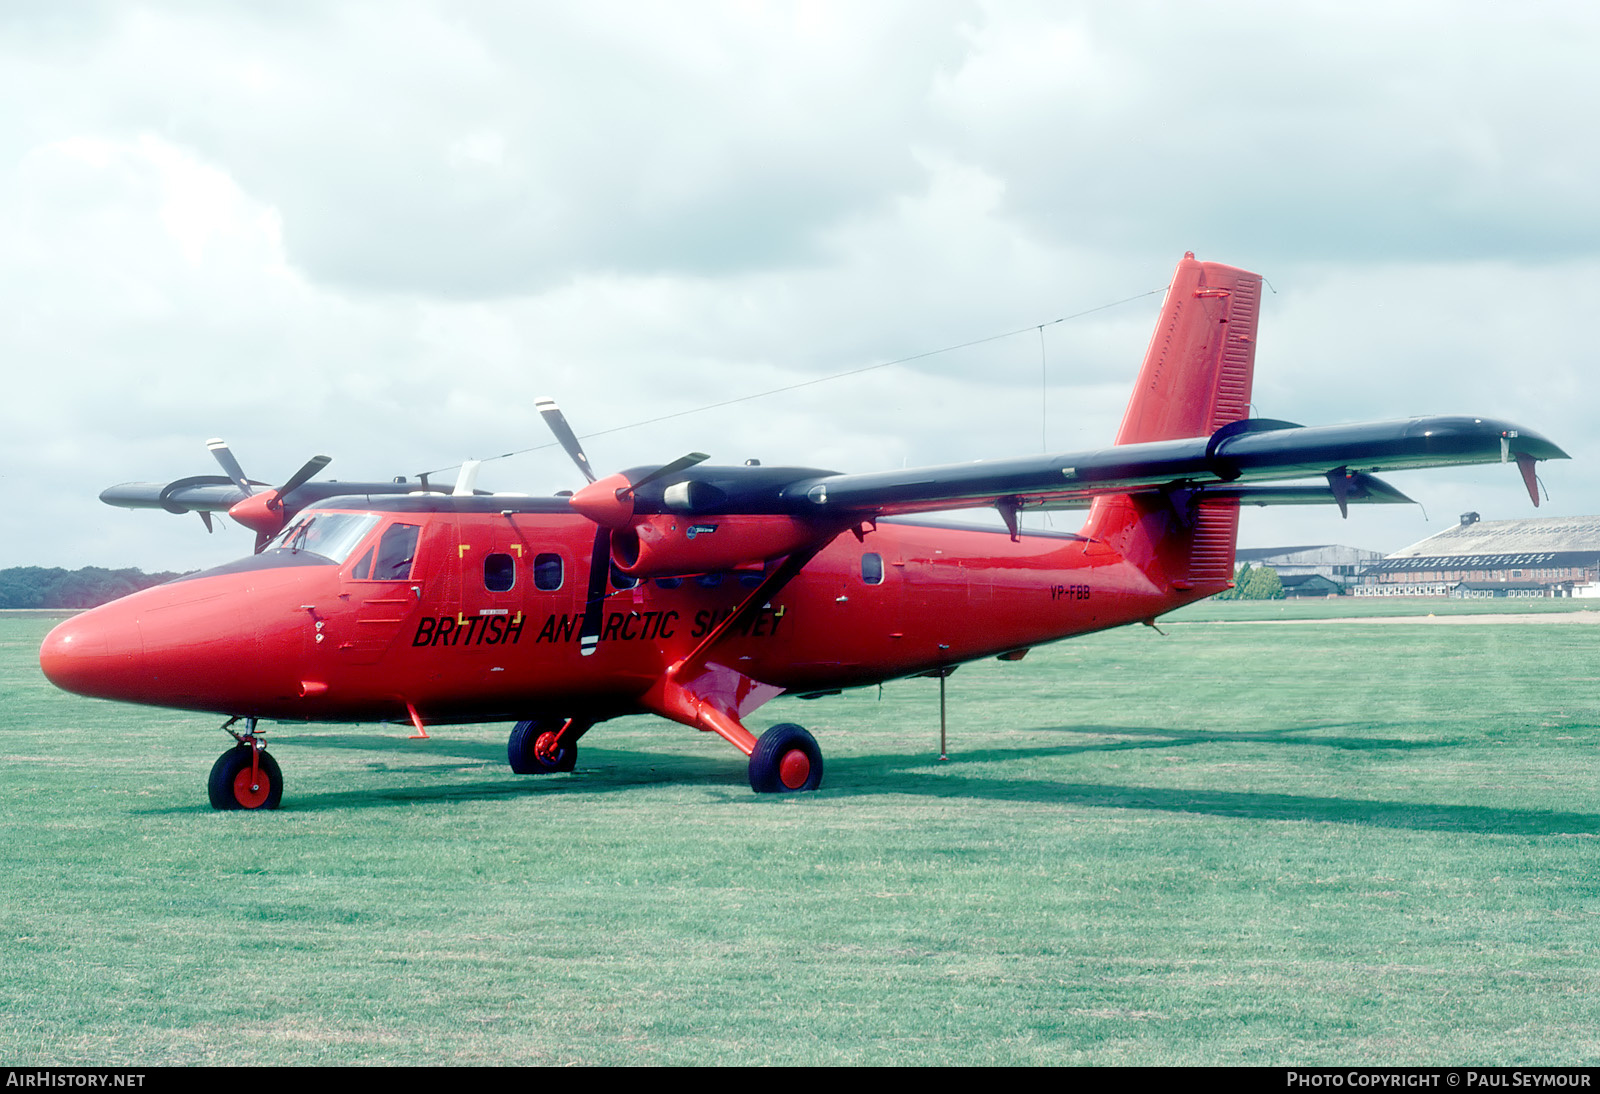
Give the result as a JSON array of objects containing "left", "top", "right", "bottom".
[
  {"left": 986, "top": 720, "right": 1462, "bottom": 755},
  {"left": 135, "top": 723, "right": 1600, "bottom": 836}
]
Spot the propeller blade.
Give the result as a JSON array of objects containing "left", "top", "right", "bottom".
[
  {"left": 277, "top": 455, "right": 332, "bottom": 499},
  {"left": 206, "top": 438, "right": 253, "bottom": 495},
  {"left": 579, "top": 525, "right": 610, "bottom": 657},
  {"left": 535, "top": 397, "right": 597, "bottom": 484},
  {"left": 623, "top": 452, "right": 711, "bottom": 497}
]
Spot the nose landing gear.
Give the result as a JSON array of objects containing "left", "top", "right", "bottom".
[{"left": 208, "top": 717, "right": 283, "bottom": 810}]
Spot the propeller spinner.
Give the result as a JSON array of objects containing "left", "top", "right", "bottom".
[{"left": 535, "top": 397, "right": 708, "bottom": 526}]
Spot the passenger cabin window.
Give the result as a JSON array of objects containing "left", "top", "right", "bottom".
[
  {"left": 534, "top": 553, "right": 563, "bottom": 591},
  {"left": 484, "top": 552, "right": 515, "bottom": 592},
  {"left": 373, "top": 523, "right": 421, "bottom": 580},
  {"left": 861, "top": 552, "right": 885, "bottom": 585},
  {"left": 610, "top": 564, "right": 638, "bottom": 590}
]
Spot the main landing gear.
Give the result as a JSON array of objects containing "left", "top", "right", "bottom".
[
  {"left": 208, "top": 717, "right": 282, "bottom": 810},
  {"left": 748, "top": 723, "right": 824, "bottom": 794},
  {"left": 507, "top": 717, "right": 590, "bottom": 775}
]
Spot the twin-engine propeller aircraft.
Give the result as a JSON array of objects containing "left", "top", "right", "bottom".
[{"left": 40, "top": 254, "right": 1566, "bottom": 809}]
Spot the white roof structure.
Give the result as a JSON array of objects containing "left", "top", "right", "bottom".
[{"left": 1389, "top": 513, "right": 1600, "bottom": 558}]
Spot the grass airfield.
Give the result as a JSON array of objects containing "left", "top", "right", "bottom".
[{"left": 3, "top": 603, "right": 1599, "bottom": 1065}]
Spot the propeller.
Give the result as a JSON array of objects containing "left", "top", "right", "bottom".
[
  {"left": 206, "top": 438, "right": 333, "bottom": 551},
  {"left": 206, "top": 439, "right": 253, "bottom": 494},
  {"left": 535, "top": 397, "right": 710, "bottom": 655},
  {"left": 535, "top": 398, "right": 596, "bottom": 484}
]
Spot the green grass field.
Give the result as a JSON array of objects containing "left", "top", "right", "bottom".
[{"left": 3, "top": 606, "right": 1599, "bottom": 1065}]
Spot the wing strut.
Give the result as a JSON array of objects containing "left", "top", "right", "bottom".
[{"left": 670, "top": 534, "right": 840, "bottom": 683}]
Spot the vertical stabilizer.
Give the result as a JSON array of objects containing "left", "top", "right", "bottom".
[
  {"left": 1114, "top": 252, "right": 1261, "bottom": 444},
  {"left": 1084, "top": 254, "right": 1263, "bottom": 596}
]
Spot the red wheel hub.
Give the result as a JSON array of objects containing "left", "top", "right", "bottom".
[
  {"left": 534, "top": 730, "right": 562, "bottom": 765},
  {"left": 778, "top": 749, "right": 811, "bottom": 790},
  {"left": 232, "top": 761, "right": 270, "bottom": 809}
]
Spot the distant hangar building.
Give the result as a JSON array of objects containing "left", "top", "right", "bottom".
[
  {"left": 1353, "top": 512, "right": 1600, "bottom": 597},
  {"left": 1234, "top": 545, "right": 1385, "bottom": 596}
]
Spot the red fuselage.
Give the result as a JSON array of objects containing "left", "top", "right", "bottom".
[{"left": 39, "top": 506, "right": 1192, "bottom": 730}]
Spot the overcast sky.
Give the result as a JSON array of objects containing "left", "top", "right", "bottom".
[{"left": 4, "top": 1, "right": 1598, "bottom": 572}]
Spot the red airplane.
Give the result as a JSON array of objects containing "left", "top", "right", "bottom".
[{"left": 39, "top": 254, "right": 1567, "bottom": 810}]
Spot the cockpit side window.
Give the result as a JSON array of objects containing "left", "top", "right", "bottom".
[{"left": 373, "top": 523, "right": 421, "bottom": 580}]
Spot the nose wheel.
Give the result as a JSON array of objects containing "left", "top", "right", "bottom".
[
  {"left": 208, "top": 745, "right": 282, "bottom": 810},
  {"left": 208, "top": 717, "right": 282, "bottom": 810},
  {"left": 749, "top": 723, "right": 823, "bottom": 793}
]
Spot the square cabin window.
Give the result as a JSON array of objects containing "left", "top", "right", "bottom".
[
  {"left": 534, "top": 553, "right": 563, "bottom": 591},
  {"left": 484, "top": 552, "right": 515, "bottom": 592},
  {"left": 861, "top": 552, "right": 885, "bottom": 585}
]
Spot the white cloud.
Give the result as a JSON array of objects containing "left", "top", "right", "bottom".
[{"left": 2, "top": 1, "right": 1597, "bottom": 572}]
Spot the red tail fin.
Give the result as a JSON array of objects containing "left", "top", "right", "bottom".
[
  {"left": 1114, "top": 253, "right": 1261, "bottom": 443},
  {"left": 1083, "top": 254, "right": 1263, "bottom": 596}
]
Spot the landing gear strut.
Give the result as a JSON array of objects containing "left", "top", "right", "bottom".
[
  {"left": 508, "top": 717, "right": 588, "bottom": 775},
  {"left": 208, "top": 717, "right": 283, "bottom": 810},
  {"left": 749, "top": 723, "right": 824, "bottom": 793}
]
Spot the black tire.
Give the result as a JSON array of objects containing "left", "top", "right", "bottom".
[
  {"left": 748, "top": 723, "right": 823, "bottom": 794},
  {"left": 207, "top": 746, "right": 283, "bottom": 810},
  {"left": 508, "top": 719, "right": 576, "bottom": 774}
]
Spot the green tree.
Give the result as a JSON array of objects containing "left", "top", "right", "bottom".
[
  {"left": 1241, "top": 565, "right": 1284, "bottom": 600},
  {"left": 0, "top": 566, "right": 189, "bottom": 609},
  {"left": 1215, "top": 562, "right": 1251, "bottom": 600}
]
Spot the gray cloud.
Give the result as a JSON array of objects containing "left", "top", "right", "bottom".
[{"left": 2, "top": 1, "right": 1597, "bottom": 572}]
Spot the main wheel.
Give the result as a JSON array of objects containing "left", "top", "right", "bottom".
[
  {"left": 207, "top": 746, "right": 283, "bottom": 810},
  {"left": 749, "top": 723, "right": 823, "bottom": 793},
  {"left": 508, "top": 719, "right": 576, "bottom": 774}
]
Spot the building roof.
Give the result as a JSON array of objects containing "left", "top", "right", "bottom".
[
  {"left": 1360, "top": 513, "right": 1600, "bottom": 577},
  {"left": 1235, "top": 544, "right": 1382, "bottom": 562},
  {"left": 1279, "top": 573, "right": 1340, "bottom": 588},
  {"left": 1237, "top": 545, "right": 1336, "bottom": 559},
  {"left": 1390, "top": 514, "right": 1600, "bottom": 558}
]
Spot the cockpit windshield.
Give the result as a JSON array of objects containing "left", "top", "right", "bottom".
[{"left": 266, "top": 512, "right": 381, "bottom": 564}]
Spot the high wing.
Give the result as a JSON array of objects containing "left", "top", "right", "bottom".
[
  {"left": 100, "top": 477, "right": 419, "bottom": 517},
  {"left": 101, "top": 441, "right": 430, "bottom": 550},
  {"left": 617, "top": 415, "right": 1566, "bottom": 525}
]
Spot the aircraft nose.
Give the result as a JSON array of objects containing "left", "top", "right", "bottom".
[{"left": 39, "top": 607, "right": 142, "bottom": 701}]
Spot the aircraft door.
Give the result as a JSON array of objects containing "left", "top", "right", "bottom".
[
  {"left": 454, "top": 515, "right": 535, "bottom": 655},
  {"left": 336, "top": 518, "right": 430, "bottom": 665}
]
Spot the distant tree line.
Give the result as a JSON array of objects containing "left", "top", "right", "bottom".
[
  {"left": 1214, "top": 562, "right": 1284, "bottom": 601},
  {"left": 0, "top": 567, "right": 191, "bottom": 610}
]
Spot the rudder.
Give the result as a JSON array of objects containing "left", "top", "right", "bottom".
[{"left": 1083, "top": 254, "right": 1263, "bottom": 596}]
